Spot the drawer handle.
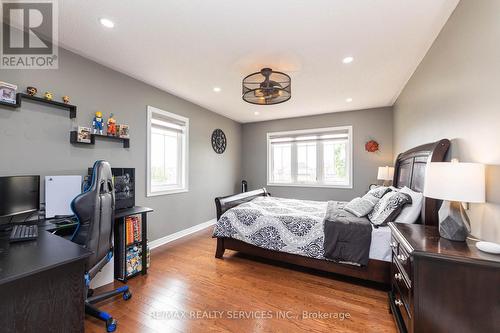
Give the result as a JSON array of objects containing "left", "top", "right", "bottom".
[
  {"left": 394, "top": 273, "right": 403, "bottom": 281},
  {"left": 395, "top": 299, "right": 403, "bottom": 306},
  {"left": 390, "top": 242, "right": 398, "bottom": 249},
  {"left": 397, "top": 254, "right": 408, "bottom": 262}
]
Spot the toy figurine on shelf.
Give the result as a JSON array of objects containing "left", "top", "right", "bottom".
[
  {"left": 62, "top": 95, "right": 70, "bottom": 104},
  {"left": 92, "top": 111, "right": 104, "bottom": 135},
  {"left": 44, "top": 91, "right": 53, "bottom": 101},
  {"left": 107, "top": 113, "right": 117, "bottom": 136},
  {"left": 26, "top": 86, "right": 37, "bottom": 96}
]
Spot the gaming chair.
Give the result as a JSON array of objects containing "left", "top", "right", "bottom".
[{"left": 71, "top": 160, "right": 131, "bottom": 332}]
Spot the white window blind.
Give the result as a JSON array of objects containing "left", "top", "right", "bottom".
[{"left": 267, "top": 126, "right": 352, "bottom": 188}]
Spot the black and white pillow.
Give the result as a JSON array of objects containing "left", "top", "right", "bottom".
[
  {"left": 368, "top": 192, "right": 412, "bottom": 226},
  {"left": 362, "top": 186, "right": 392, "bottom": 205},
  {"left": 344, "top": 197, "right": 375, "bottom": 217}
]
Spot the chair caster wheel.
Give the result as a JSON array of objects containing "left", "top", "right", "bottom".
[
  {"left": 123, "top": 290, "right": 132, "bottom": 301},
  {"left": 106, "top": 318, "right": 117, "bottom": 332}
]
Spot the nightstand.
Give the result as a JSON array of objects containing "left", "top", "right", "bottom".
[{"left": 388, "top": 222, "right": 500, "bottom": 333}]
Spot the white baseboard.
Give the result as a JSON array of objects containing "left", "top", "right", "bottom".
[{"left": 149, "top": 218, "right": 216, "bottom": 250}]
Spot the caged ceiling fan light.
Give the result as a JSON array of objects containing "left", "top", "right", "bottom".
[{"left": 242, "top": 68, "right": 291, "bottom": 105}]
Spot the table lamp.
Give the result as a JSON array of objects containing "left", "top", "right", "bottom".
[
  {"left": 377, "top": 166, "right": 394, "bottom": 186},
  {"left": 423, "top": 161, "right": 485, "bottom": 241}
]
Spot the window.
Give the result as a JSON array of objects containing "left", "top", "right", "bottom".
[
  {"left": 147, "top": 106, "right": 189, "bottom": 196},
  {"left": 267, "top": 126, "right": 352, "bottom": 188}
]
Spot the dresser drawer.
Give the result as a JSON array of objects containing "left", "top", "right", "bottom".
[
  {"left": 391, "top": 236, "right": 412, "bottom": 284},
  {"left": 391, "top": 287, "right": 411, "bottom": 332},
  {"left": 390, "top": 236, "right": 399, "bottom": 255},
  {"left": 392, "top": 258, "right": 411, "bottom": 314}
]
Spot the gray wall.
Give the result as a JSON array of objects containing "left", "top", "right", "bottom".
[
  {"left": 0, "top": 48, "right": 242, "bottom": 241},
  {"left": 394, "top": 0, "right": 500, "bottom": 242},
  {"left": 242, "top": 107, "right": 393, "bottom": 201}
]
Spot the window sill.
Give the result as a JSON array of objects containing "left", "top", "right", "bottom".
[
  {"left": 147, "top": 188, "right": 189, "bottom": 197},
  {"left": 266, "top": 183, "right": 353, "bottom": 189}
]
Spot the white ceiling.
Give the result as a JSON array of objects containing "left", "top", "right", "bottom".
[{"left": 58, "top": 0, "right": 458, "bottom": 123}]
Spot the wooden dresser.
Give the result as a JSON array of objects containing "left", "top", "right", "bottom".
[{"left": 388, "top": 222, "right": 500, "bottom": 333}]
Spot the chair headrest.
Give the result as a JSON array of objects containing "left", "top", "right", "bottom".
[{"left": 87, "top": 160, "right": 114, "bottom": 194}]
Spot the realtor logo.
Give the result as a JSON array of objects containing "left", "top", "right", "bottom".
[{"left": 1, "top": 0, "right": 58, "bottom": 69}]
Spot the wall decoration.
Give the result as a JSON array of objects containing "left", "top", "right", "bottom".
[
  {"left": 211, "top": 129, "right": 227, "bottom": 154},
  {"left": 107, "top": 113, "right": 117, "bottom": 136},
  {"left": 93, "top": 111, "right": 104, "bottom": 134},
  {"left": 0, "top": 81, "right": 17, "bottom": 104},
  {"left": 62, "top": 95, "right": 70, "bottom": 104},
  {"left": 365, "top": 140, "right": 379, "bottom": 153},
  {"left": 118, "top": 124, "right": 130, "bottom": 138},
  {"left": 26, "top": 86, "right": 37, "bottom": 96},
  {"left": 44, "top": 91, "right": 53, "bottom": 101},
  {"left": 77, "top": 126, "right": 92, "bottom": 143}
]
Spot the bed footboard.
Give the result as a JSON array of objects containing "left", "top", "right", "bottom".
[
  {"left": 214, "top": 188, "right": 269, "bottom": 259},
  {"left": 214, "top": 188, "right": 269, "bottom": 220}
]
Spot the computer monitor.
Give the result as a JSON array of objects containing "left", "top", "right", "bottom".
[{"left": 0, "top": 175, "right": 40, "bottom": 217}]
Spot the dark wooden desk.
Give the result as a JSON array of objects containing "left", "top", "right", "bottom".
[
  {"left": 0, "top": 229, "right": 91, "bottom": 333},
  {"left": 388, "top": 222, "right": 500, "bottom": 333}
]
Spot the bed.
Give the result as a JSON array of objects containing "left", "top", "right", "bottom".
[{"left": 213, "top": 139, "right": 450, "bottom": 284}]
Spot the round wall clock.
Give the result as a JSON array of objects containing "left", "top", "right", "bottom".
[{"left": 211, "top": 129, "right": 227, "bottom": 154}]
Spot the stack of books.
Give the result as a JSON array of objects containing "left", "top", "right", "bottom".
[
  {"left": 126, "top": 244, "right": 150, "bottom": 277},
  {"left": 125, "top": 215, "right": 141, "bottom": 245}
]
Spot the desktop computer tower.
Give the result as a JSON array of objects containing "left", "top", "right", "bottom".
[{"left": 87, "top": 167, "right": 135, "bottom": 210}]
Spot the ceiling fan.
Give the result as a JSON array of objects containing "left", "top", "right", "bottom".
[{"left": 242, "top": 68, "right": 291, "bottom": 105}]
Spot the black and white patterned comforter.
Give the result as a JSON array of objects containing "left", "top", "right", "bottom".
[{"left": 213, "top": 196, "right": 329, "bottom": 259}]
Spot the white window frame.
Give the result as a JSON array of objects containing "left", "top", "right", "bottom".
[
  {"left": 147, "top": 106, "right": 189, "bottom": 196},
  {"left": 266, "top": 126, "right": 353, "bottom": 189}
]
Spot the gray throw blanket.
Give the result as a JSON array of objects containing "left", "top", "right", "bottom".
[{"left": 323, "top": 201, "right": 373, "bottom": 266}]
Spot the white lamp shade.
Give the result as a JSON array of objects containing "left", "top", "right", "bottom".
[
  {"left": 423, "top": 162, "right": 485, "bottom": 203},
  {"left": 377, "top": 166, "right": 394, "bottom": 181}
]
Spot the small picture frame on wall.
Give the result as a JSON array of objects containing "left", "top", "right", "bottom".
[
  {"left": 77, "top": 126, "right": 92, "bottom": 143},
  {"left": 118, "top": 124, "right": 129, "bottom": 138},
  {"left": 0, "top": 81, "right": 17, "bottom": 104}
]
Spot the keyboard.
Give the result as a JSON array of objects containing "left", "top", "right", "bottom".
[{"left": 9, "top": 224, "right": 38, "bottom": 242}]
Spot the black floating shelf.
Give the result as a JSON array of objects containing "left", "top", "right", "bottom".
[
  {"left": 0, "top": 93, "right": 76, "bottom": 118},
  {"left": 19, "top": 93, "right": 77, "bottom": 118},
  {"left": 70, "top": 131, "right": 130, "bottom": 148}
]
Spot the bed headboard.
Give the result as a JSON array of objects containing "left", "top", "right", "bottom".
[{"left": 393, "top": 139, "right": 450, "bottom": 226}]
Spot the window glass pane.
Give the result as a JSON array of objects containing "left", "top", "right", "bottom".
[
  {"left": 272, "top": 143, "right": 291, "bottom": 182},
  {"left": 323, "top": 140, "right": 347, "bottom": 183},
  {"left": 151, "top": 127, "right": 179, "bottom": 189},
  {"left": 163, "top": 133, "right": 178, "bottom": 185},
  {"left": 151, "top": 132, "right": 166, "bottom": 185},
  {"left": 297, "top": 142, "right": 316, "bottom": 182}
]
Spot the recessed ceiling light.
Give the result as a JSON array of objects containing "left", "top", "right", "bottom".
[
  {"left": 342, "top": 56, "right": 354, "bottom": 64},
  {"left": 254, "top": 111, "right": 260, "bottom": 115},
  {"left": 99, "top": 18, "right": 115, "bottom": 28},
  {"left": 213, "top": 87, "right": 221, "bottom": 93},
  {"left": 346, "top": 98, "right": 353, "bottom": 103}
]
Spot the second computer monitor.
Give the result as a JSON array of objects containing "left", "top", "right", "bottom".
[{"left": 0, "top": 175, "right": 40, "bottom": 217}]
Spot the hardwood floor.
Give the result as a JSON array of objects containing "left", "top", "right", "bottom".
[{"left": 85, "top": 228, "right": 397, "bottom": 333}]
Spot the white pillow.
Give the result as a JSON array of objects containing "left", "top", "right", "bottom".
[{"left": 394, "top": 187, "right": 423, "bottom": 224}]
